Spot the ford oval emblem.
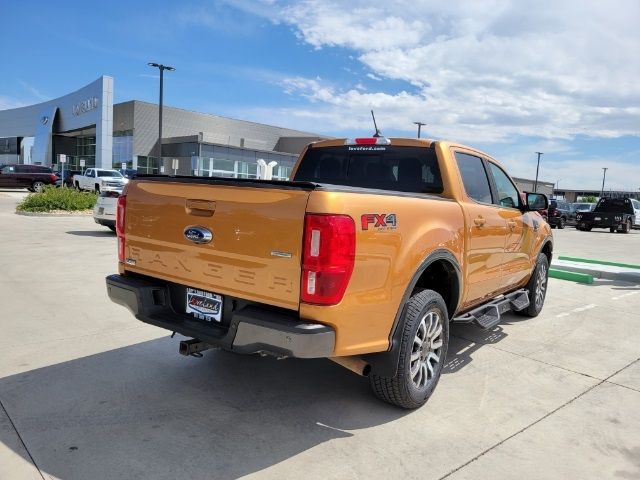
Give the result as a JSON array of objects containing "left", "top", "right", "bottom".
[{"left": 184, "top": 226, "right": 213, "bottom": 244}]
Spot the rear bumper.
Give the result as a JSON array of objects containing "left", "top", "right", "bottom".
[
  {"left": 94, "top": 217, "right": 115, "bottom": 227},
  {"left": 106, "top": 274, "right": 335, "bottom": 358},
  {"left": 577, "top": 220, "right": 620, "bottom": 229}
]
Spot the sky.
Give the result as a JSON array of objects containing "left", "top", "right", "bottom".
[{"left": 2, "top": 0, "right": 639, "bottom": 191}]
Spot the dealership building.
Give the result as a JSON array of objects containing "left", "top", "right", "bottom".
[{"left": 0, "top": 76, "right": 325, "bottom": 179}]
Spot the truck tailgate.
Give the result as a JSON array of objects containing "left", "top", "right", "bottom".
[{"left": 122, "top": 179, "right": 313, "bottom": 310}]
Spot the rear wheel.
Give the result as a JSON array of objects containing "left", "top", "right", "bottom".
[
  {"left": 623, "top": 219, "right": 631, "bottom": 234},
  {"left": 94, "top": 184, "right": 100, "bottom": 194},
  {"left": 31, "top": 181, "right": 45, "bottom": 192},
  {"left": 369, "top": 289, "right": 449, "bottom": 409},
  {"left": 558, "top": 217, "right": 566, "bottom": 229},
  {"left": 610, "top": 227, "right": 616, "bottom": 233},
  {"left": 516, "top": 253, "right": 549, "bottom": 318}
]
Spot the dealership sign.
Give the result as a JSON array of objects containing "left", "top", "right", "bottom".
[{"left": 72, "top": 97, "right": 99, "bottom": 116}]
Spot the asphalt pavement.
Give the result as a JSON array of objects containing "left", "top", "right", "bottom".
[{"left": 1, "top": 189, "right": 639, "bottom": 480}]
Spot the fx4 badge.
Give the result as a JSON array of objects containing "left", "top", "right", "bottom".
[{"left": 361, "top": 213, "right": 397, "bottom": 231}]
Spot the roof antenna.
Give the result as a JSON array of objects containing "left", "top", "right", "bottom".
[{"left": 371, "top": 110, "right": 382, "bottom": 137}]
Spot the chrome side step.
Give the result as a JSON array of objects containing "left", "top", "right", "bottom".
[{"left": 453, "top": 289, "right": 529, "bottom": 330}]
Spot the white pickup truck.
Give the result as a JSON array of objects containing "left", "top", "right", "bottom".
[{"left": 73, "top": 168, "right": 128, "bottom": 193}]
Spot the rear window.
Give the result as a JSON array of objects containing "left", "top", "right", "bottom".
[
  {"left": 293, "top": 145, "right": 443, "bottom": 194},
  {"left": 17, "top": 165, "right": 52, "bottom": 173},
  {"left": 97, "top": 170, "right": 123, "bottom": 178},
  {"left": 594, "top": 198, "right": 633, "bottom": 213}
]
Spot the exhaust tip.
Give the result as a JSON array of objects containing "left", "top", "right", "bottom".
[{"left": 330, "top": 356, "right": 370, "bottom": 377}]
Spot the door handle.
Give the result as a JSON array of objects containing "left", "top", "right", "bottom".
[
  {"left": 474, "top": 217, "right": 486, "bottom": 227},
  {"left": 185, "top": 199, "right": 216, "bottom": 217}
]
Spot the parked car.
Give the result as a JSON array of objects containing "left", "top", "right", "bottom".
[
  {"left": 93, "top": 190, "right": 120, "bottom": 231},
  {"left": 547, "top": 199, "right": 571, "bottom": 229},
  {"left": 55, "top": 170, "right": 81, "bottom": 188},
  {"left": 0, "top": 164, "right": 58, "bottom": 192},
  {"left": 73, "top": 168, "right": 128, "bottom": 193},
  {"left": 576, "top": 197, "right": 635, "bottom": 233},
  {"left": 106, "top": 135, "right": 552, "bottom": 409},
  {"left": 628, "top": 199, "right": 640, "bottom": 229},
  {"left": 571, "top": 202, "right": 595, "bottom": 216},
  {"left": 118, "top": 168, "right": 138, "bottom": 179}
]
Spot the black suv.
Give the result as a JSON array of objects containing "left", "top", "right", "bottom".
[
  {"left": 0, "top": 164, "right": 58, "bottom": 192},
  {"left": 548, "top": 198, "right": 571, "bottom": 229}
]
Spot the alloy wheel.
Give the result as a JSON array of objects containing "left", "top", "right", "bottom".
[
  {"left": 535, "top": 263, "right": 547, "bottom": 310},
  {"left": 409, "top": 311, "right": 443, "bottom": 389}
]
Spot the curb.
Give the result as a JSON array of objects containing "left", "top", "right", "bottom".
[
  {"left": 551, "top": 260, "right": 640, "bottom": 284},
  {"left": 549, "top": 269, "right": 594, "bottom": 284},
  {"left": 15, "top": 211, "right": 93, "bottom": 217},
  {"left": 557, "top": 255, "right": 640, "bottom": 271}
]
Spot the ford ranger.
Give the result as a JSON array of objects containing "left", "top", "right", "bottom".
[{"left": 106, "top": 137, "right": 552, "bottom": 409}]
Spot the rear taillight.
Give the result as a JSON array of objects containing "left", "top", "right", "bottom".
[
  {"left": 50, "top": 174, "right": 58, "bottom": 182},
  {"left": 301, "top": 214, "right": 355, "bottom": 305},
  {"left": 116, "top": 195, "right": 126, "bottom": 262}
]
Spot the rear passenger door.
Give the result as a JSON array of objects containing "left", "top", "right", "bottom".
[
  {"left": 485, "top": 161, "right": 533, "bottom": 290},
  {"left": 454, "top": 151, "right": 507, "bottom": 307},
  {"left": 15, "top": 165, "right": 33, "bottom": 188}
]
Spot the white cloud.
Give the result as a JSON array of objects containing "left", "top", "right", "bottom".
[{"left": 260, "top": 0, "right": 640, "bottom": 143}]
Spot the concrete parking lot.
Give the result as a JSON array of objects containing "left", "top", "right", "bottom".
[{"left": 1, "top": 189, "right": 639, "bottom": 480}]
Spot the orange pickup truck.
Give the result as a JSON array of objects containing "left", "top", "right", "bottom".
[{"left": 106, "top": 137, "right": 552, "bottom": 408}]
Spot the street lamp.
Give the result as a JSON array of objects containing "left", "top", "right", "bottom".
[
  {"left": 533, "top": 152, "right": 543, "bottom": 193},
  {"left": 413, "top": 121, "right": 427, "bottom": 138},
  {"left": 147, "top": 62, "right": 175, "bottom": 165},
  {"left": 600, "top": 167, "right": 608, "bottom": 198}
]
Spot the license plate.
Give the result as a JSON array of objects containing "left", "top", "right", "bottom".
[
  {"left": 595, "top": 217, "right": 601, "bottom": 220},
  {"left": 98, "top": 207, "right": 104, "bottom": 215},
  {"left": 186, "top": 288, "right": 222, "bottom": 322}
]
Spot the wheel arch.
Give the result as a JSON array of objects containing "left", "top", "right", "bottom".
[
  {"left": 539, "top": 236, "right": 553, "bottom": 266},
  {"left": 364, "top": 249, "right": 462, "bottom": 377}
]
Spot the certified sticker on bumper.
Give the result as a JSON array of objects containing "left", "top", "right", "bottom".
[{"left": 186, "top": 288, "right": 222, "bottom": 322}]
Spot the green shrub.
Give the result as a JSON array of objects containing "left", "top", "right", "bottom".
[{"left": 16, "top": 186, "right": 97, "bottom": 212}]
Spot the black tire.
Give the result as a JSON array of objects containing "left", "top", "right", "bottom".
[
  {"left": 585, "top": 226, "right": 592, "bottom": 231},
  {"left": 369, "top": 290, "right": 449, "bottom": 409},
  {"left": 623, "top": 219, "right": 631, "bottom": 234},
  {"left": 557, "top": 217, "right": 566, "bottom": 229},
  {"left": 516, "top": 253, "right": 549, "bottom": 318},
  {"left": 576, "top": 226, "right": 583, "bottom": 231},
  {"left": 31, "top": 181, "right": 45, "bottom": 192},
  {"left": 610, "top": 227, "right": 616, "bottom": 233},
  {"left": 95, "top": 184, "right": 100, "bottom": 194},
  {"left": 75, "top": 182, "right": 81, "bottom": 191}
]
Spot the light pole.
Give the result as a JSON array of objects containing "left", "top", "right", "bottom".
[
  {"left": 600, "top": 167, "right": 608, "bottom": 198},
  {"left": 148, "top": 62, "right": 175, "bottom": 166},
  {"left": 533, "top": 152, "right": 543, "bottom": 193},
  {"left": 555, "top": 179, "right": 562, "bottom": 190},
  {"left": 413, "top": 121, "right": 427, "bottom": 138}
]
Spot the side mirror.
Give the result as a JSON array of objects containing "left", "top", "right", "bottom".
[{"left": 524, "top": 192, "right": 548, "bottom": 211}]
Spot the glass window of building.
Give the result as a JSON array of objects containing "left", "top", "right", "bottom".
[{"left": 113, "top": 130, "right": 133, "bottom": 168}]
